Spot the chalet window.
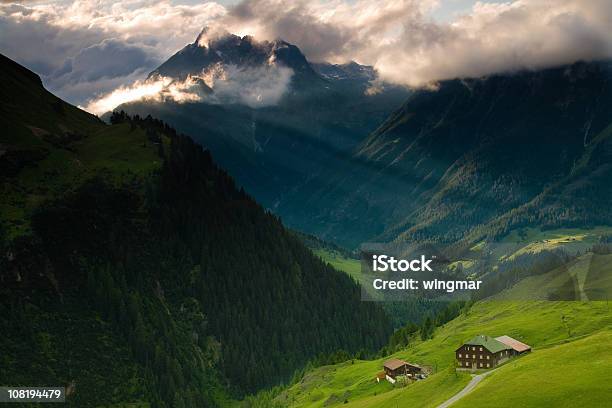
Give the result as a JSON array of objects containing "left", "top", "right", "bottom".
[
  {"left": 479, "top": 355, "right": 482, "bottom": 359},
  {"left": 487, "top": 356, "right": 490, "bottom": 360},
  {"left": 479, "top": 363, "right": 483, "bottom": 367},
  {"left": 487, "top": 363, "right": 490, "bottom": 368},
  {"left": 479, "top": 347, "right": 483, "bottom": 351},
  {"left": 459, "top": 353, "right": 462, "bottom": 358},
  {"left": 472, "top": 354, "right": 476, "bottom": 359}
]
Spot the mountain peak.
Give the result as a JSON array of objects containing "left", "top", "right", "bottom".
[
  {"left": 194, "top": 26, "right": 231, "bottom": 48},
  {"left": 152, "top": 28, "right": 319, "bottom": 83}
]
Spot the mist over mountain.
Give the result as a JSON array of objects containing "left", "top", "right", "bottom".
[
  {"left": 151, "top": 27, "right": 320, "bottom": 86},
  {"left": 116, "top": 28, "right": 410, "bottom": 212}
]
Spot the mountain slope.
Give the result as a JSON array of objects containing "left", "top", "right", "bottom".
[
  {"left": 117, "top": 29, "right": 410, "bottom": 216},
  {"left": 269, "top": 236, "right": 612, "bottom": 408},
  {"left": 0, "top": 54, "right": 392, "bottom": 405},
  {"left": 276, "top": 298, "right": 611, "bottom": 408},
  {"left": 279, "top": 60, "right": 612, "bottom": 247},
  {"left": 450, "top": 330, "right": 611, "bottom": 408},
  {"left": 465, "top": 118, "right": 612, "bottom": 244}
]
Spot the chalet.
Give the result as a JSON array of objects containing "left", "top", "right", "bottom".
[
  {"left": 456, "top": 335, "right": 512, "bottom": 370},
  {"left": 383, "top": 359, "right": 422, "bottom": 382},
  {"left": 456, "top": 335, "right": 531, "bottom": 370}
]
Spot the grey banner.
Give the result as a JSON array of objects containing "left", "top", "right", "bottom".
[
  {"left": 360, "top": 241, "right": 611, "bottom": 302},
  {"left": 0, "top": 387, "right": 65, "bottom": 403}
]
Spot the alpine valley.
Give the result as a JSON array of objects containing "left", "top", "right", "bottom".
[
  {"left": 1, "top": 23, "right": 612, "bottom": 408},
  {"left": 115, "top": 30, "right": 612, "bottom": 250},
  {"left": 114, "top": 29, "right": 411, "bottom": 219}
]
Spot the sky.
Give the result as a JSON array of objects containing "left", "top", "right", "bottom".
[
  {"left": 1, "top": 0, "right": 611, "bottom": 108},
  {"left": 178, "top": 0, "right": 507, "bottom": 21}
]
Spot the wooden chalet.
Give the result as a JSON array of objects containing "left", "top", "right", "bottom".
[
  {"left": 456, "top": 334, "right": 531, "bottom": 370},
  {"left": 383, "top": 358, "right": 422, "bottom": 380}
]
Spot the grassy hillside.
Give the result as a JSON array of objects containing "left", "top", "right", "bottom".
[
  {"left": 277, "top": 300, "right": 611, "bottom": 407},
  {"left": 277, "top": 363, "right": 469, "bottom": 408},
  {"left": 296, "top": 228, "right": 612, "bottom": 407},
  {"left": 501, "top": 226, "right": 612, "bottom": 256},
  {"left": 451, "top": 330, "right": 612, "bottom": 408},
  {"left": 342, "top": 369, "right": 469, "bottom": 408},
  {"left": 2, "top": 122, "right": 164, "bottom": 236},
  {"left": 313, "top": 248, "right": 362, "bottom": 283},
  {"left": 493, "top": 251, "right": 612, "bottom": 301},
  {"left": 0, "top": 52, "right": 167, "bottom": 239}
]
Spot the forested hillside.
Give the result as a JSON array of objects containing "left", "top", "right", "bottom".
[
  {"left": 0, "top": 54, "right": 392, "bottom": 406},
  {"left": 279, "top": 61, "right": 612, "bottom": 248}
]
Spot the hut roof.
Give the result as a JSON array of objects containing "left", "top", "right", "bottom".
[
  {"left": 383, "top": 359, "right": 407, "bottom": 370},
  {"left": 460, "top": 335, "right": 512, "bottom": 354},
  {"left": 495, "top": 335, "right": 531, "bottom": 352}
]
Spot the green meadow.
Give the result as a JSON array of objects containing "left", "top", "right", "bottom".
[
  {"left": 1, "top": 122, "right": 166, "bottom": 238},
  {"left": 493, "top": 252, "right": 612, "bottom": 301},
  {"left": 452, "top": 330, "right": 612, "bottom": 408},
  {"left": 499, "top": 226, "right": 612, "bottom": 261},
  {"left": 284, "top": 243, "right": 612, "bottom": 408},
  {"left": 277, "top": 300, "right": 611, "bottom": 407},
  {"left": 1, "top": 64, "right": 169, "bottom": 238},
  {"left": 313, "top": 249, "right": 362, "bottom": 283}
]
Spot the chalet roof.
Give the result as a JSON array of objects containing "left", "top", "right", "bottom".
[
  {"left": 383, "top": 359, "right": 407, "bottom": 370},
  {"left": 460, "top": 335, "right": 512, "bottom": 354},
  {"left": 495, "top": 335, "right": 531, "bottom": 352}
]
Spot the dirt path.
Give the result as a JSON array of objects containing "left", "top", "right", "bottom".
[{"left": 435, "top": 368, "right": 499, "bottom": 408}]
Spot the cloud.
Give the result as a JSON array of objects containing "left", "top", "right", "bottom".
[
  {"left": 203, "top": 63, "right": 294, "bottom": 107},
  {"left": 0, "top": 1, "right": 226, "bottom": 105},
  {"left": 81, "top": 75, "right": 202, "bottom": 116},
  {"left": 2, "top": 0, "right": 612, "bottom": 105},
  {"left": 221, "top": 0, "right": 436, "bottom": 63},
  {"left": 377, "top": 0, "right": 612, "bottom": 86},
  {"left": 82, "top": 63, "right": 294, "bottom": 115},
  {"left": 213, "top": 0, "right": 612, "bottom": 86},
  {"left": 66, "top": 39, "right": 159, "bottom": 82}
]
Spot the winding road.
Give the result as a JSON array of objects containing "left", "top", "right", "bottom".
[{"left": 436, "top": 368, "right": 499, "bottom": 408}]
